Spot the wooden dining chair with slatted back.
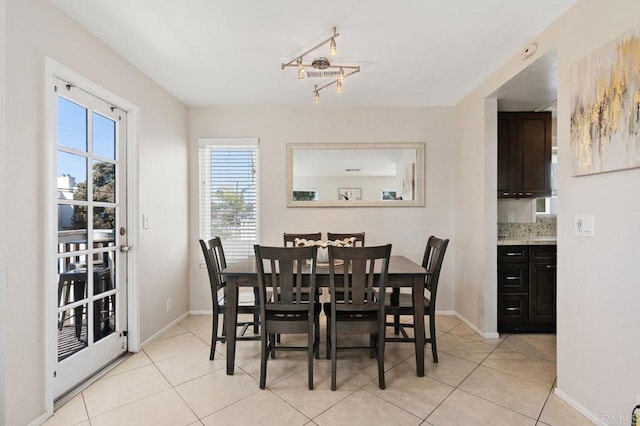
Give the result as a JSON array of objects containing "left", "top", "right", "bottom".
[
  {"left": 254, "top": 244, "right": 320, "bottom": 389},
  {"left": 384, "top": 236, "right": 449, "bottom": 363},
  {"left": 282, "top": 232, "right": 323, "bottom": 353},
  {"left": 200, "top": 237, "right": 263, "bottom": 360},
  {"left": 327, "top": 232, "right": 365, "bottom": 246},
  {"left": 283, "top": 232, "right": 322, "bottom": 247},
  {"left": 325, "top": 244, "right": 392, "bottom": 390}
]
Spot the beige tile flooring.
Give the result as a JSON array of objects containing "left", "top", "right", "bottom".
[{"left": 44, "top": 314, "right": 592, "bottom": 426}]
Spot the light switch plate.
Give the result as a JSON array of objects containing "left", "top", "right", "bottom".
[
  {"left": 142, "top": 214, "right": 150, "bottom": 229},
  {"left": 575, "top": 214, "right": 595, "bottom": 237},
  {"left": 507, "top": 212, "right": 515, "bottom": 223}
]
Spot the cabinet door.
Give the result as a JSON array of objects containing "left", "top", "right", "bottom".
[
  {"left": 516, "top": 113, "right": 552, "bottom": 197},
  {"left": 497, "top": 113, "right": 513, "bottom": 197},
  {"left": 529, "top": 261, "right": 556, "bottom": 327}
]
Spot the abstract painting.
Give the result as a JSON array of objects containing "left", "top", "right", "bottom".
[{"left": 570, "top": 25, "right": 640, "bottom": 176}]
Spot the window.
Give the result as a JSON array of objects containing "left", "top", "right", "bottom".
[
  {"left": 535, "top": 147, "right": 558, "bottom": 215},
  {"left": 199, "top": 139, "right": 259, "bottom": 262}
]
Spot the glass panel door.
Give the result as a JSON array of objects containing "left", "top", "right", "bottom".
[{"left": 54, "top": 79, "right": 128, "bottom": 398}]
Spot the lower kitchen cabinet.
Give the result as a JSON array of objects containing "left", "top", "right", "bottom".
[{"left": 498, "top": 245, "right": 556, "bottom": 333}]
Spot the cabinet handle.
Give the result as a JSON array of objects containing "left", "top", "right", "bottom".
[
  {"left": 505, "top": 307, "right": 521, "bottom": 311},
  {"left": 502, "top": 192, "right": 510, "bottom": 196},
  {"left": 546, "top": 265, "right": 556, "bottom": 269},
  {"left": 506, "top": 277, "right": 521, "bottom": 280},
  {"left": 506, "top": 252, "right": 523, "bottom": 256},
  {"left": 525, "top": 192, "right": 532, "bottom": 196}
]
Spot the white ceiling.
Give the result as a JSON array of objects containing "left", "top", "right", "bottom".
[{"left": 50, "top": 0, "right": 575, "bottom": 108}]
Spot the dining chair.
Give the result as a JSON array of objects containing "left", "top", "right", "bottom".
[
  {"left": 254, "top": 244, "right": 320, "bottom": 389},
  {"left": 327, "top": 232, "right": 365, "bottom": 246},
  {"left": 384, "top": 236, "right": 449, "bottom": 363},
  {"left": 325, "top": 244, "right": 392, "bottom": 390},
  {"left": 283, "top": 232, "right": 322, "bottom": 247},
  {"left": 200, "top": 238, "right": 262, "bottom": 360}
]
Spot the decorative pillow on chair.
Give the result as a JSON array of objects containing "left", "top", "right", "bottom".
[{"left": 294, "top": 237, "right": 356, "bottom": 263}]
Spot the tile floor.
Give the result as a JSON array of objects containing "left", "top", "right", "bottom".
[{"left": 44, "top": 314, "right": 592, "bottom": 426}]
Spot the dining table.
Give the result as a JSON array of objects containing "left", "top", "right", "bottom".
[{"left": 220, "top": 255, "right": 428, "bottom": 376}]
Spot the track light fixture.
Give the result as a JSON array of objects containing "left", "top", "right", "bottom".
[{"left": 281, "top": 26, "right": 360, "bottom": 102}]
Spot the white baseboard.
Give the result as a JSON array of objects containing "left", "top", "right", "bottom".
[
  {"left": 451, "top": 312, "right": 500, "bottom": 339},
  {"left": 189, "top": 310, "right": 213, "bottom": 315},
  {"left": 138, "top": 312, "right": 189, "bottom": 349},
  {"left": 28, "top": 412, "right": 50, "bottom": 426},
  {"left": 554, "top": 388, "right": 597, "bottom": 424}
]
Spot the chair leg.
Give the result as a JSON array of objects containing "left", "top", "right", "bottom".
[
  {"left": 429, "top": 314, "right": 438, "bottom": 363},
  {"left": 314, "top": 315, "right": 320, "bottom": 359},
  {"left": 221, "top": 313, "right": 226, "bottom": 343},
  {"left": 269, "top": 334, "right": 276, "bottom": 358},
  {"left": 377, "top": 332, "right": 385, "bottom": 389},
  {"left": 210, "top": 308, "right": 219, "bottom": 360},
  {"left": 260, "top": 330, "right": 268, "bottom": 389},
  {"left": 308, "top": 326, "right": 314, "bottom": 390},
  {"left": 330, "top": 321, "right": 337, "bottom": 391},
  {"left": 391, "top": 288, "right": 400, "bottom": 335}
]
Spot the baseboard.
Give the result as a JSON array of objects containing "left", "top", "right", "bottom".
[
  {"left": 435, "top": 309, "right": 455, "bottom": 316},
  {"left": 554, "top": 388, "right": 596, "bottom": 424},
  {"left": 189, "top": 310, "right": 213, "bottom": 315},
  {"left": 452, "top": 312, "right": 500, "bottom": 339},
  {"left": 28, "top": 412, "right": 50, "bottom": 426},
  {"left": 139, "top": 311, "right": 189, "bottom": 349}
]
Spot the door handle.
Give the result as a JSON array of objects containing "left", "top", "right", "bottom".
[{"left": 120, "top": 245, "right": 132, "bottom": 252}]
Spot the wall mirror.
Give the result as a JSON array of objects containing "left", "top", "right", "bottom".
[{"left": 286, "top": 142, "right": 425, "bottom": 207}]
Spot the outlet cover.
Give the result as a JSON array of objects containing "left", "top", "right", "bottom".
[
  {"left": 575, "top": 214, "right": 595, "bottom": 237},
  {"left": 507, "top": 212, "right": 515, "bottom": 223}
]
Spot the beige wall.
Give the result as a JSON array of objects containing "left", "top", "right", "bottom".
[
  {"left": 455, "top": 0, "right": 640, "bottom": 420},
  {"left": 2, "top": 0, "right": 189, "bottom": 424},
  {"left": 188, "top": 107, "right": 456, "bottom": 313},
  {"left": 0, "top": 0, "right": 7, "bottom": 421}
]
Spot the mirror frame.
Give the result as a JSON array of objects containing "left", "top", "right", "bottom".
[{"left": 286, "top": 142, "right": 425, "bottom": 207}]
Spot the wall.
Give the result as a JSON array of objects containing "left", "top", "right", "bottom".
[
  {"left": 188, "top": 107, "right": 456, "bottom": 314},
  {"left": 455, "top": 0, "right": 640, "bottom": 420},
  {"left": 3, "top": 0, "right": 189, "bottom": 424},
  {"left": 0, "top": 0, "right": 7, "bottom": 422}
]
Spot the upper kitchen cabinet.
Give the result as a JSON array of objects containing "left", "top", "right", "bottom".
[{"left": 498, "top": 112, "right": 552, "bottom": 198}]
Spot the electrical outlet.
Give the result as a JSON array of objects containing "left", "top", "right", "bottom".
[
  {"left": 507, "top": 212, "right": 515, "bottom": 223},
  {"left": 166, "top": 298, "right": 172, "bottom": 313}
]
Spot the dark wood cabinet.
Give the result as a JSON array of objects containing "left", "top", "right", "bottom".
[
  {"left": 497, "top": 245, "right": 556, "bottom": 333},
  {"left": 497, "top": 112, "right": 552, "bottom": 198}
]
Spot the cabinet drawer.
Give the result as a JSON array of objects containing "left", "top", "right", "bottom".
[
  {"left": 498, "top": 246, "right": 528, "bottom": 262},
  {"left": 498, "top": 263, "right": 528, "bottom": 293},
  {"left": 498, "top": 294, "right": 528, "bottom": 324},
  {"left": 530, "top": 245, "right": 556, "bottom": 262}
]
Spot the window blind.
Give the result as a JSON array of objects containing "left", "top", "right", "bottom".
[{"left": 199, "top": 139, "right": 259, "bottom": 262}]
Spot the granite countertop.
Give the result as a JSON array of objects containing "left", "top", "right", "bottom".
[{"left": 497, "top": 236, "right": 557, "bottom": 246}]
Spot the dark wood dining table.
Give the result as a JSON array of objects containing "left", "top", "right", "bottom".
[{"left": 220, "top": 255, "right": 428, "bottom": 376}]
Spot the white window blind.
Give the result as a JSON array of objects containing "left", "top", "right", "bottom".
[{"left": 199, "top": 138, "right": 259, "bottom": 262}]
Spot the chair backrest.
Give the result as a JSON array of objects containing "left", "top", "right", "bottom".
[
  {"left": 422, "top": 236, "right": 449, "bottom": 312},
  {"left": 327, "top": 232, "right": 365, "bottom": 247},
  {"left": 283, "top": 232, "right": 322, "bottom": 247},
  {"left": 254, "top": 245, "right": 318, "bottom": 309},
  {"left": 199, "top": 238, "right": 227, "bottom": 299},
  {"left": 328, "top": 244, "right": 391, "bottom": 311}
]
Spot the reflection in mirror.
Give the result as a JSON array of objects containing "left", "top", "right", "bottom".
[{"left": 287, "top": 143, "right": 424, "bottom": 207}]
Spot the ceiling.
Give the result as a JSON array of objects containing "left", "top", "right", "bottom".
[{"left": 50, "top": 0, "right": 575, "bottom": 108}]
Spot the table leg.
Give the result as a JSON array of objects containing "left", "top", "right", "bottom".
[
  {"left": 226, "top": 275, "right": 238, "bottom": 375},
  {"left": 413, "top": 275, "right": 425, "bottom": 376}
]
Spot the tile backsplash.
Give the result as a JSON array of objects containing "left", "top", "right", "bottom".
[{"left": 498, "top": 216, "right": 557, "bottom": 238}]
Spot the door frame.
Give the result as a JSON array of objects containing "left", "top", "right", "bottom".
[{"left": 43, "top": 57, "right": 140, "bottom": 414}]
